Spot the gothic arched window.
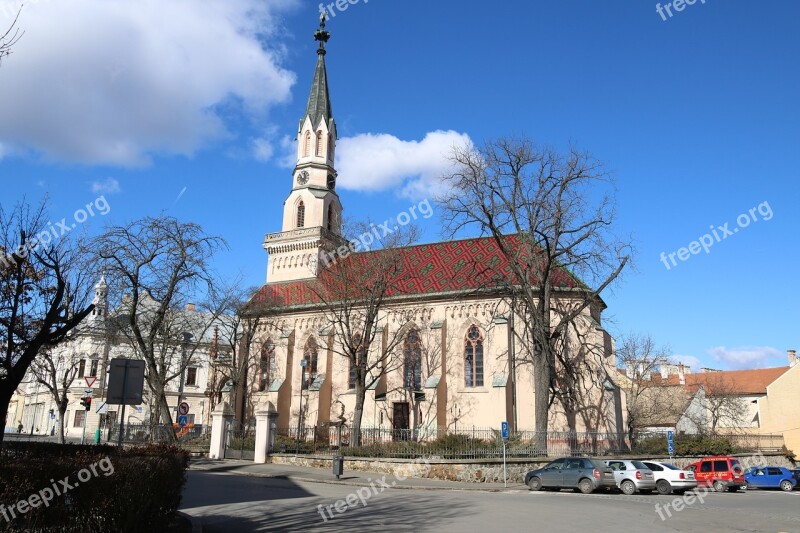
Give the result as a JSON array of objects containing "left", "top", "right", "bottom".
[
  {"left": 326, "top": 204, "right": 333, "bottom": 232},
  {"left": 303, "top": 132, "right": 312, "bottom": 157},
  {"left": 403, "top": 329, "right": 422, "bottom": 390},
  {"left": 297, "top": 201, "right": 305, "bottom": 228},
  {"left": 259, "top": 339, "right": 275, "bottom": 392},
  {"left": 316, "top": 131, "right": 324, "bottom": 156},
  {"left": 302, "top": 337, "right": 318, "bottom": 390},
  {"left": 464, "top": 325, "right": 484, "bottom": 387}
]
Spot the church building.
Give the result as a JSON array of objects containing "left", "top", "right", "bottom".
[{"left": 245, "top": 17, "right": 623, "bottom": 441}]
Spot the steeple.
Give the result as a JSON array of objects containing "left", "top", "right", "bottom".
[
  {"left": 263, "top": 14, "right": 344, "bottom": 284},
  {"left": 300, "top": 13, "right": 334, "bottom": 133},
  {"left": 88, "top": 274, "right": 108, "bottom": 328}
]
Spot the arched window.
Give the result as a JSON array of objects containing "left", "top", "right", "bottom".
[
  {"left": 303, "top": 132, "right": 312, "bottom": 157},
  {"left": 464, "top": 325, "right": 484, "bottom": 387},
  {"left": 349, "top": 333, "right": 366, "bottom": 390},
  {"left": 296, "top": 201, "right": 305, "bottom": 228},
  {"left": 326, "top": 204, "right": 333, "bottom": 232},
  {"left": 403, "top": 329, "right": 422, "bottom": 390},
  {"left": 259, "top": 339, "right": 275, "bottom": 392},
  {"left": 302, "top": 337, "right": 318, "bottom": 390},
  {"left": 315, "top": 131, "right": 324, "bottom": 156}
]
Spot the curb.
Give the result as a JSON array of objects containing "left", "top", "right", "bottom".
[{"left": 189, "top": 466, "right": 524, "bottom": 493}]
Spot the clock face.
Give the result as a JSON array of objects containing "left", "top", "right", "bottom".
[
  {"left": 327, "top": 174, "right": 335, "bottom": 190},
  {"left": 297, "top": 170, "right": 309, "bottom": 185}
]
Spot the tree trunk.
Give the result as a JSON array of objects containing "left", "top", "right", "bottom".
[
  {"left": 351, "top": 381, "right": 366, "bottom": 447},
  {"left": 58, "top": 397, "right": 68, "bottom": 444},
  {"left": 533, "top": 349, "right": 550, "bottom": 452},
  {"left": 0, "top": 385, "right": 11, "bottom": 446}
]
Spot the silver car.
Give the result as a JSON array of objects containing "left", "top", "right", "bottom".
[{"left": 604, "top": 459, "right": 657, "bottom": 495}]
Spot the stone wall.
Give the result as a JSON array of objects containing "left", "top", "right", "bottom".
[{"left": 268, "top": 452, "right": 795, "bottom": 484}]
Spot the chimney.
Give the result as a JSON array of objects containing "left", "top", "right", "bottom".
[
  {"left": 186, "top": 303, "right": 196, "bottom": 312},
  {"left": 789, "top": 349, "right": 798, "bottom": 367}
]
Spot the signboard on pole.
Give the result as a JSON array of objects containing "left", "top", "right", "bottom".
[
  {"left": 177, "top": 415, "right": 188, "bottom": 427},
  {"left": 667, "top": 430, "right": 675, "bottom": 456},
  {"left": 501, "top": 421, "right": 509, "bottom": 441},
  {"left": 85, "top": 376, "right": 97, "bottom": 388},
  {"left": 83, "top": 388, "right": 93, "bottom": 398},
  {"left": 107, "top": 359, "right": 145, "bottom": 405},
  {"left": 95, "top": 402, "right": 109, "bottom": 415},
  {"left": 178, "top": 402, "right": 190, "bottom": 416}
]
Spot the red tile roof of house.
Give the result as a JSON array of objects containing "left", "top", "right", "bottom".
[
  {"left": 250, "top": 235, "right": 582, "bottom": 310},
  {"left": 681, "top": 367, "right": 790, "bottom": 395}
]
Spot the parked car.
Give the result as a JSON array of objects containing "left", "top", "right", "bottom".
[
  {"left": 744, "top": 466, "right": 798, "bottom": 492},
  {"left": 685, "top": 456, "right": 745, "bottom": 492},
  {"left": 642, "top": 461, "right": 698, "bottom": 495},
  {"left": 525, "top": 457, "right": 617, "bottom": 494},
  {"left": 604, "top": 459, "right": 657, "bottom": 495}
]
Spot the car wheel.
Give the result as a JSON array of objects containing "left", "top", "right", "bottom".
[
  {"left": 745, "top": 481, "right": 752, "bottom": 490},
  {"left": 713, "top": 480, "right": 726, "bottom": 493},
  {"left": 620, "top": 480, "right": 636, "bottom": 495},
  {"left": 780, "top": 480, "right": 793, "bottom": 492},
  {"left": 656, "top": 480, "right": 672, "bottom": 495},
  {"left": 528, "top": 476, "right": 542, "bottom": 491},
  {"left": 578, "top": 478, "right": 594, "bottom": 494}
]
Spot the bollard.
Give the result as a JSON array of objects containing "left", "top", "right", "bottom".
[{"left": 333, "top": 455, "right": 344, "bottom": 480}]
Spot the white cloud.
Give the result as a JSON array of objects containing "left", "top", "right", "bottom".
[
  {"left": 0, "top": 0, "right": 299, "bottom": 166},
  {"left": 707, "top": 346, "right": 784, "bottom": 370},
  {"left": 91, "top": 178, "right": 121, "bottom": 195},
  {"left": 335, "top": 130, "right": 473, "bottom": 199},
  {"left": 252, "top": 138, "right": 275, "bottom": 162}
]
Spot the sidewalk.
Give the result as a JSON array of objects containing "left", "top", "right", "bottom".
[{"left": 188, "top": 458, "right": 527, "bottom": 492}]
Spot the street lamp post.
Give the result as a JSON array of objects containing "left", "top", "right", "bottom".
[{"left": 297, "top": 358, "right": 308, "bottom": 454}]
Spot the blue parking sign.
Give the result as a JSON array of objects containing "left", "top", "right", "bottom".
[
  {"left": 501, "top": 421, "right": 509, "bottom": 440},
  {"left": 667, "top": 430, "right": 675, "bottom": 455}
]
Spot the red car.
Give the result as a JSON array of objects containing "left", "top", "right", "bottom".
[{"left": 685, "top": 456, "right": 746, "bottom": 492}]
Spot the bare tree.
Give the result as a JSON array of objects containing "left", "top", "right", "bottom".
[
  {"left": 92, "top": 216, "right": 226, "bottom": 434},
  {"left": 439, "top": 137, "right": 631, "bottom": 439},
  {"left": 698, "top": 372, "right": 749, "bottom": 433},
  {"left": 309, "top": 221, "right": 419, "bottom": 446},
  {"left": 616, "top": 333, "right": 672, "bottom": 444},
  {"left": 30, "top": 345, "right": 80, "bottom": 443},
  {"left": 0, "top": 200, "right": 93, "bottom": 445},
  {"left": 0, "top": 7, "right": 23, "bottom": 66}
]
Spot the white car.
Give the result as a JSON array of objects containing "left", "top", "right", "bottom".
[{"left": 642, "top": 461, "right": 698, "bottom": 495}]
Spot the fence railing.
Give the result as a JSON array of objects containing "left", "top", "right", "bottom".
[
  {"left": 109, "top": 423, "right": 212, "bottom": 452},
  {"left": 269, "top": 426, "right": 786, "bottom": 459}
]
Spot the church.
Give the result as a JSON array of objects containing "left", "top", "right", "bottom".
[{"left": 244, "top": 17, "right": 623, "bottom": 441}]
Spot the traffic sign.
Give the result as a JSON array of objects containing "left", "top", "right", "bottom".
[
  {"left": 177, "top": 415, "right": 188, "bottom": 427},
  {"left": 501, "top": 421, "right": 509, "bottom": 441},
  {"left": 84, "top": 388, "right": 93, "bottom": 398},
  {"left": 178, "top": 402, "right": 190, "bottom": 416},
  {"left": 95, "top": 402, "right": 109, "bottom": 414},
  {"left": 667, "top": 430, "right": 675, "bottom": 455},
  {"left": 85, "top": 376, "right": 97, "bottom": 388}
]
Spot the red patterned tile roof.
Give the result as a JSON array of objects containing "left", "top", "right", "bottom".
[{"left": 249, "top": 235, "right": 581, "bottom": 310}]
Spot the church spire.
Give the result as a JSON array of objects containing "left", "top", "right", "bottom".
[{"left": 301, "top": 13, "right": 334, "bottom": 133}]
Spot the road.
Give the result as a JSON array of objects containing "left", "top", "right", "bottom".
[{"left": 180, "top": 471, "right": 800, "bottom": 532}]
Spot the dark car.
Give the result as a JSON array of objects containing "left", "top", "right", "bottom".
[
  {"left": 745, "top": 466, "right": 798, "bottom": 492},
  {"left": 525, "top": 457, "right": 616, "bottom": 494}
]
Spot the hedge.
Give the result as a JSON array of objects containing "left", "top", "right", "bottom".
[{"left": 0, "top": 442, "right": 189, "bottom": 532}]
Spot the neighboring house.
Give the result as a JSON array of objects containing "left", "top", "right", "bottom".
[
  {"left": 244, "top": 20, "right": 623, "bottom": 437},
  {"left": 16, "top": 276, "right": 218, "bottom": 439},
  {"left": 756, "top": 350, "right": 800, "bottom": 454},
  {"left": 618, "top": 361, "right": 793, "bottom": 438}
]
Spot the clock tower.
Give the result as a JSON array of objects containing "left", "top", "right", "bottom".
[{"left": 264, "top": 14, "right": 344, "bottom": 283}]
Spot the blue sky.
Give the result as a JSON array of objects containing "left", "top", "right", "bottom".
[{"left": 1, "top": 0, "right": 798, "bottom": 371}]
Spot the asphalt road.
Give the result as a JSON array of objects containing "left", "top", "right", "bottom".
[{"left": 180, "top": 471, "right": 800, "bottom": 533}]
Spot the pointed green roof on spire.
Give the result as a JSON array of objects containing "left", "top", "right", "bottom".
[{"left": 301, "top": 13, "right": 334, "bottom": 132}]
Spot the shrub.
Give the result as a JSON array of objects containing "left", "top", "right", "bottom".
[
  {"left": 632, "top": 434, "right": 735, "bottom": 456},
  {"left": 0, "top": 442, "right": 188, "bottom": 532}
]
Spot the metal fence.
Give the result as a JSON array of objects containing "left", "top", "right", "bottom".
[
  {"left": 110, "top": 423, "right": 212, "bottom": 453},
  {"left": 225, "top": 422, "right": 256, "bottom": 460},
  {"left": 270, "top": 426, "right": 786, "bottom": 459}
]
